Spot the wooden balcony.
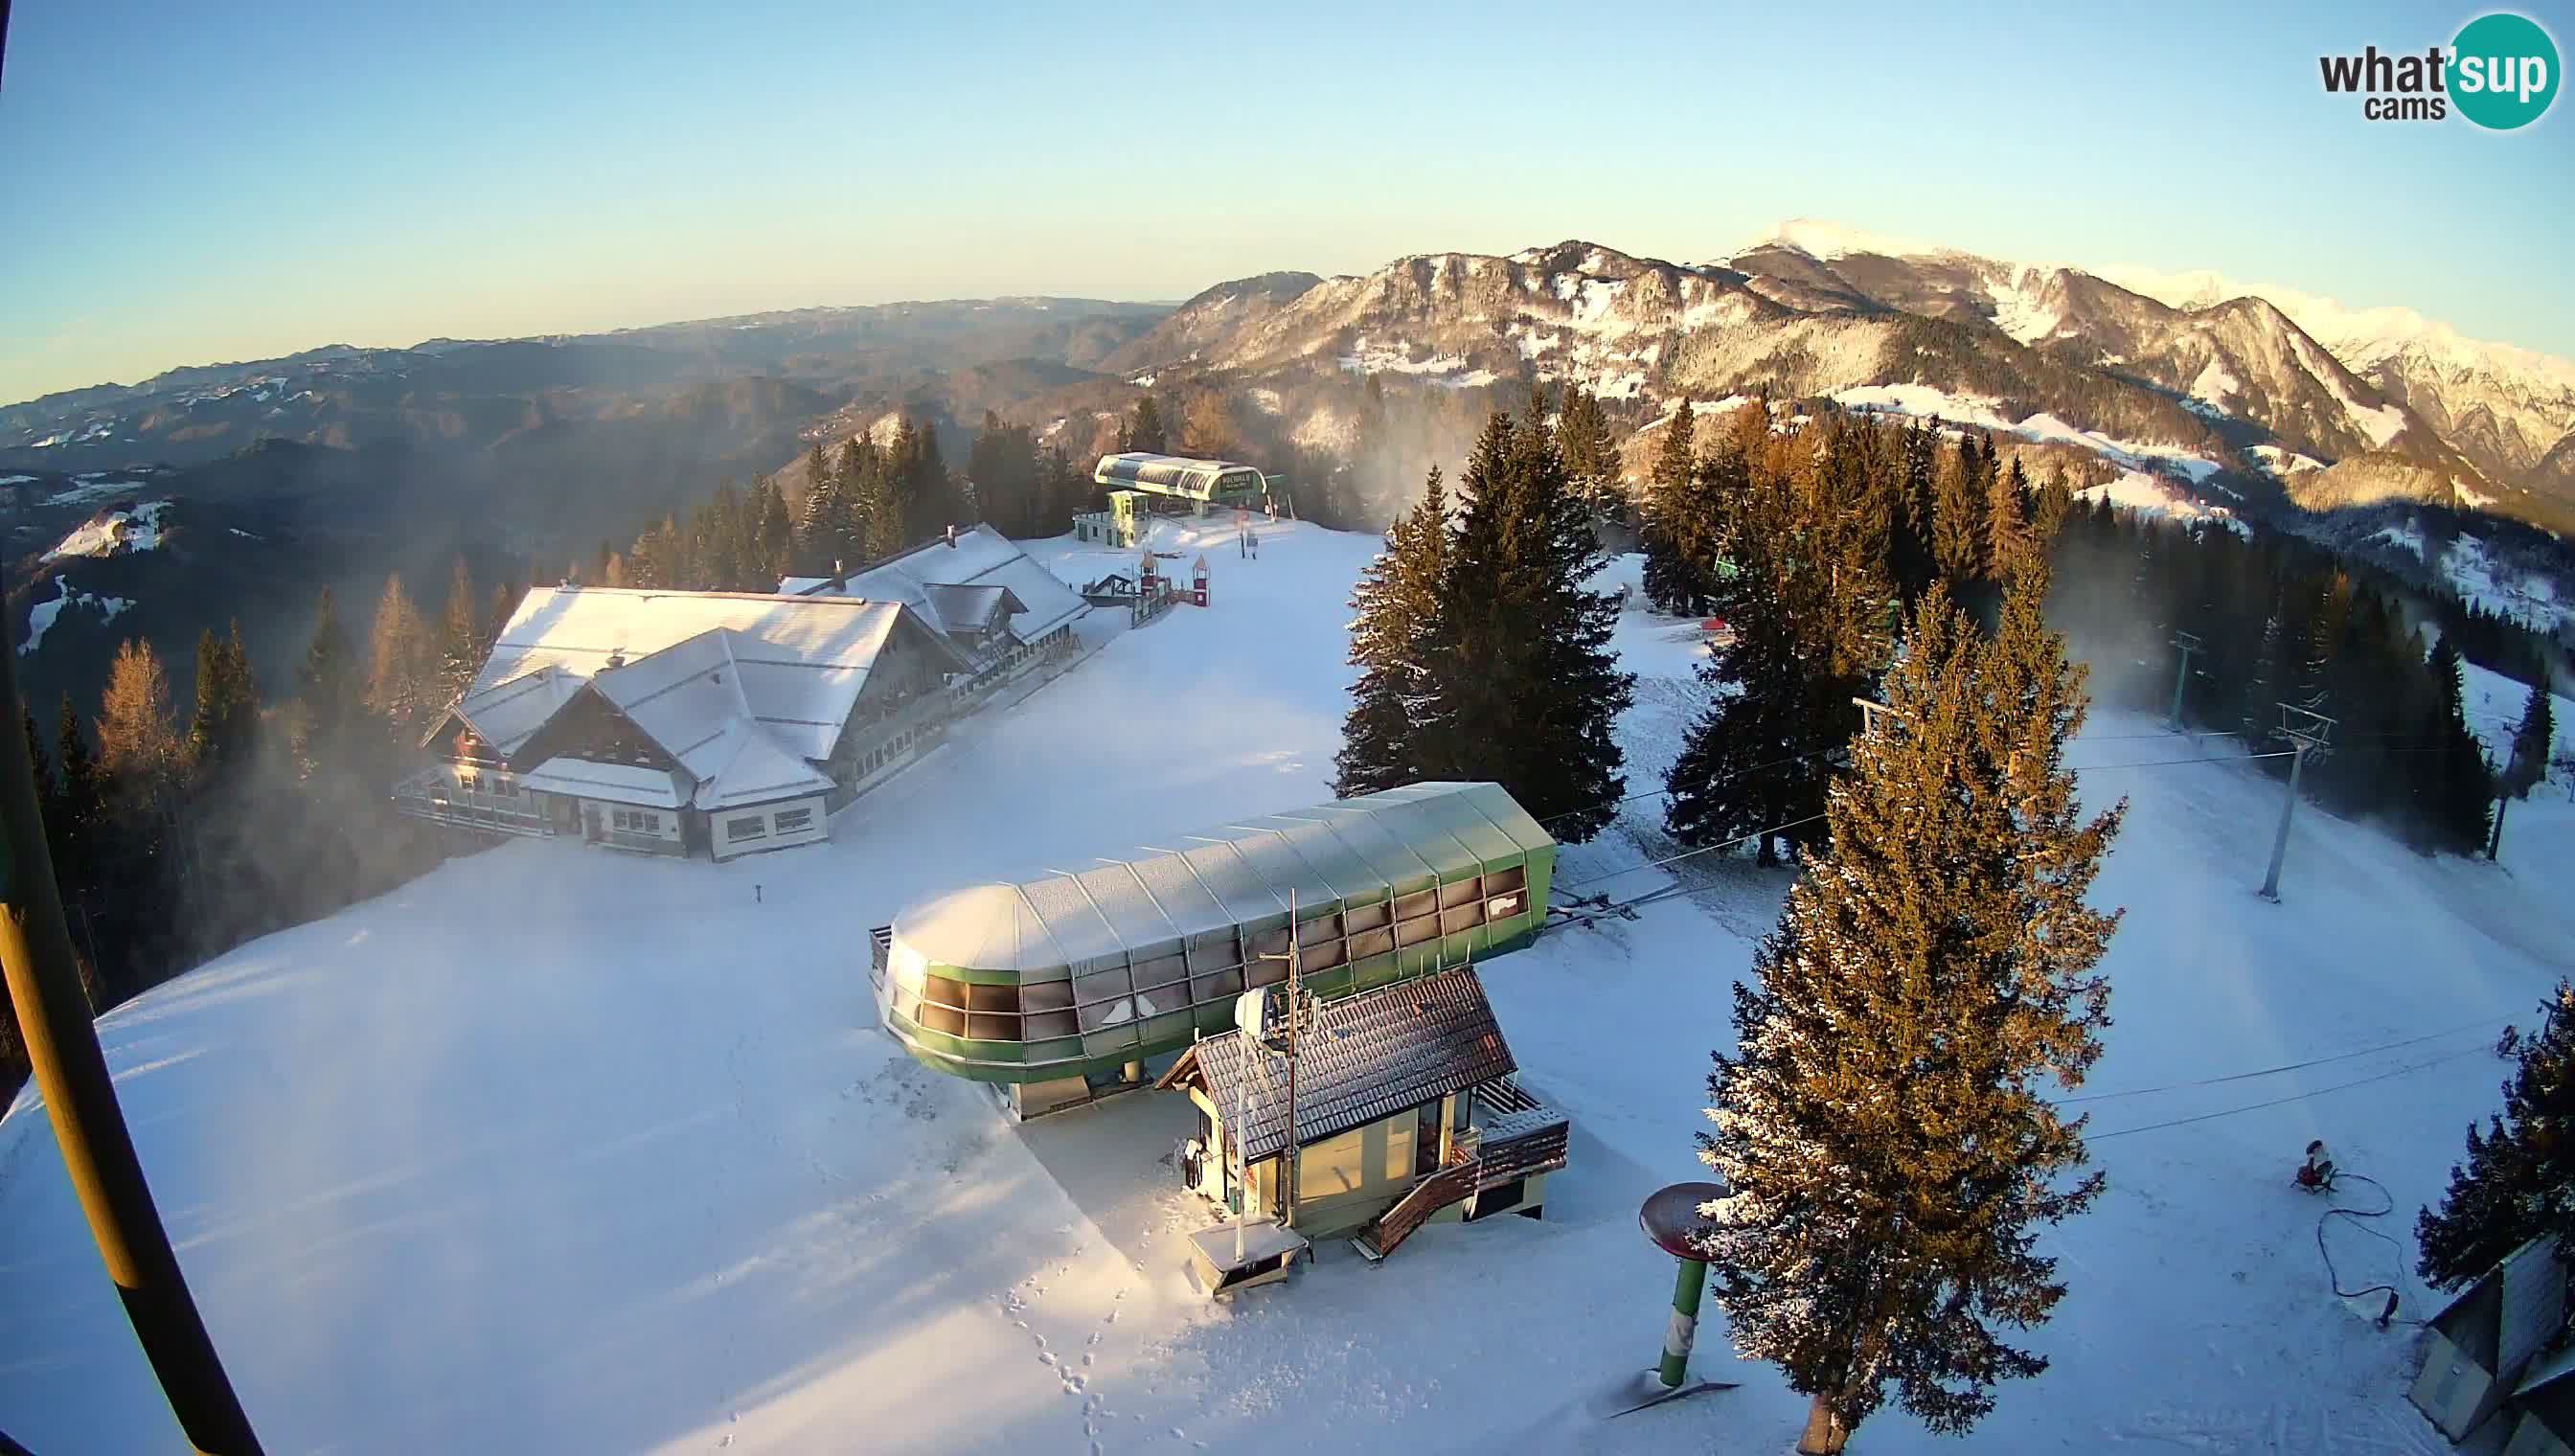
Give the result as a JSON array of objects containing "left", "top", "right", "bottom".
[{"left": 1356, "top": 1090, "right": 1571, "bottom": 1262}]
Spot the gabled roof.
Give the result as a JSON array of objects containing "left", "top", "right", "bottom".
[
  {"left": 458, "top": 587, "right": 972, "bottom": 760},
  {"left": 1160, "top": 967, "right": 1516, "bottom": 1165},
  {"left": 444, "top": 664, "right": 584, "bottom": 752},
  {"left": 691, "top": 723, "right": 833, "bottom": 810},
  {"left": 781, "top": 525, "right": 1088, "bottom": 646},
  {"left": 920, "top": 582, "right": 1022, "bottom": 636}
]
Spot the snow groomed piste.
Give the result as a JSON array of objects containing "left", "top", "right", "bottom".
[{"left": 871, "top": 781, "right": 1555, "bottom": 1115}]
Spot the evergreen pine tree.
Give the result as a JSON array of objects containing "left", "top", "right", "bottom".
[
  {"left": 1433, "top": 407, "right": 1633, "bottom": 840},
  {"left": 1930, "top": 431, "right": 1988, "bottom": 583},
  {"left": 751, "top": 477, "right": 797, "bottom": 585},
  {"left": 845, "top": 436, "right": 901, "bottom": 560},
  {"left": 2419, "top": 981, "right": 2575, "bottom": 1288},
  {"left": 2239, "top": 598, "right": 2287, "bottom": 739},
  {"left": 2422, "top": 638, "right": 2495, "bottom": 855},
  {"left": 187, "top": 622, "right": 262, "bottom": 775},
  {"left": 1641, "top": 401, "right": 1698, "bottom": 613},
  {"left": 1333, "top": 468, "right": 1454, "bottom": 796},
  {"left": 1698, "top": 571, "right": 2124, "bottom": 1453},
  {"left": 2490, "top": 677, "right": 2559, "bottom": 858},
  {"left": 1558, "top": 385, "right": 1621, "bottom": 520},
  {"left": 1127, "top": 395, "right": 1168, "bottom": 455},
  {"left": 2504, "top": 677, "right": 2556, "bottom": 802},
  {"left": 1664, "top": 414, "right": 1894, "bottom": 866},
  {"left": 1887, "top": 421, "right": 1941, "bottom": 609},
  {"left": 23, "top": 704, "right": 54, "bottom": 811},
  {"left": 47, "top": 695, "right": 101, "bottom": 913},
  {"left": 298, "top": 586, "right": 369, "bottom": 773},
  {"left": 1986, "top": 458, "right": 2031, "bottom": 580}
]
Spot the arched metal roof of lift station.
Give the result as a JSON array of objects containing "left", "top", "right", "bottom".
[{"left": 888, "top": 783, "right": 1552, "bottom": 978}]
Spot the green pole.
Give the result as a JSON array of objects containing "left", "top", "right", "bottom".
[{"left": 1658, "top": 1257, "right": 1708, "bottom": 1388}]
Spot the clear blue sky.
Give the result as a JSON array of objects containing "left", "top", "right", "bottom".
[{"left": 2, "top": 0, "right": 2569, "bottom": 405}]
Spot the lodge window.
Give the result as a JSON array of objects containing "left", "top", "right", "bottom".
[
  {"left": 613, "top": 809, "right": 661, "bottom": 833},
  {"left": 773, "top": 807, "right": 813, "bottom": 833},
  {"left": 727, "top": 815, "right": 767, "bottom": 841}
]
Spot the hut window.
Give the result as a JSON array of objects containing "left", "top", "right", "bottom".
[
  {"left": 773, "top": 807, "right": 813, "bottom": 833},
  {"left": 1438, "top": 877, "right": 1483, "bottom": 910},
  {"left": 1299, "top": 1128, "right": 1368, "bottom": 1197},
  {"left": 1344, "top": 901, "right": 1392, "bottom": 933},
  {"left": 1441, "top": 900, "right": 1486, "bottom": 934},
  {"left": 1395, "top": 913, "right": 1442, "bottom": 947},
  {"left": 727, "top": 815, "right": 767, "bottom": 841},
  {"left": 1296, "top": 914, "right": 1343, "bottom": 946},
  {"left": 1394, "top": 890, "right": 1439, "bottom": 922}
]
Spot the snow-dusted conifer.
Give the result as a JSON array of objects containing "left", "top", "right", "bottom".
[
  {"left": 1641, "top": 399, "right": 1698, "bottom": 613},
  {"left": 1435, "top": 406, "right": 1632, "bottom": 841},
  {"left": 1333, "top": 467, "right": 1453, "bottom": 796},
  {"left": 1698, "top": 567, "right": 2124, "bottom": 1453},
  {"left": 2419, "top": 981, "right": 2575, "bottom": 1287}
]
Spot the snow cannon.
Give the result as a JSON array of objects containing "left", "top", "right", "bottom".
[{"left": 1593, "top": 1182, "right": 1741, "bottom": 1419}]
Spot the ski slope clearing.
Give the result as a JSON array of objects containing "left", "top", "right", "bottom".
[{"left": 5, "top": 519, "right": 2570, "bottom": 1454}]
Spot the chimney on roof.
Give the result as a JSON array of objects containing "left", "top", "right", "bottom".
[{"left": 605, "top": 650, "right": 626, "bottom": 670}]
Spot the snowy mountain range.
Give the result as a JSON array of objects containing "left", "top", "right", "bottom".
[{"left": 1114, "top": 219, "right": 2575, "bottom": 535}]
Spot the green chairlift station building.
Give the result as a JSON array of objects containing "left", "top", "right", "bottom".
[{"left": 870, "top": 782, "right": 1557, "bottom": 1118}]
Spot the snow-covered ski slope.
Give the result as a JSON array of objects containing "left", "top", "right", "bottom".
[{"left": 4, "top": 518, "right": 2571, "bottom": 1455}]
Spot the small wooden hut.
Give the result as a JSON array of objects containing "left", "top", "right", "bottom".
[{"left": 1158, "top": 966, "right": 1568, "bottom": 1262}]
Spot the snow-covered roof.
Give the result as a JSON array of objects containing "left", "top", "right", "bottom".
[
  {"left": 690, "top": 723, "right": 833, "bottom": 811},
  {"left": 919, "top": 582, "right": 1019, "bottom": 636},
  {"left": 451, "top": 666, "right": 585, "bottom": 756},
  {"left": 521, "top": 758, "right": 686, "bottom": 808},
  {"left": 781, "top": 526, "right": 1087, "bottom": 648},
  {"left": 890, "top": 782, "right": 1550, "bottom": 977},
  {"left": 445, "top": 585, "right": 978, "bottom": 813},
  {"left": 1093, "top": 452, "right": 1266, "bottom": 501},
  {"left": 464, "top": 587, "right": 969, "bottom": 760}
]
